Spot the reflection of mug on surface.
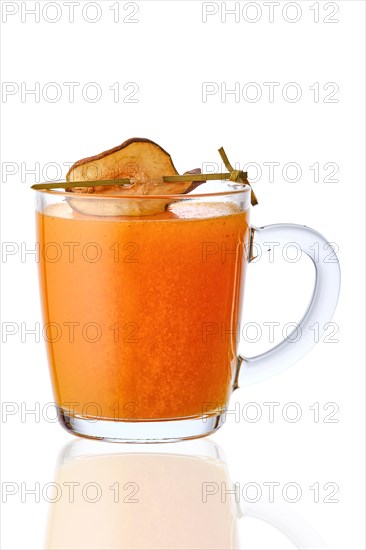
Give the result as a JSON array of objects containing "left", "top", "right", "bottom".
[
  {"left": 35, "top": 184, "right": 340, "bottom": 441},
  {"left": 45, "top": 440, "right": 325, "bottom": 550}
]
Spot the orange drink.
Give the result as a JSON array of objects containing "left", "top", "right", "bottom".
[{"left": 36, "top": 193, "right": 250, "bottom": 435}]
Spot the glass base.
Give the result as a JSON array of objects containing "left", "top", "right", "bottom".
[{"left": 58, "top": 406, "right": 224, "bottom": 443}]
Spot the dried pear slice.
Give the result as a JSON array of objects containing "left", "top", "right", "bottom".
[{"left": 66, "top": 138, "right": 202, "bottom": 217}]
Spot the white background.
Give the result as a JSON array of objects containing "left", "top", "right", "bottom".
[{"left": 1, "top": 1, "right": 365, "bottom": 549}]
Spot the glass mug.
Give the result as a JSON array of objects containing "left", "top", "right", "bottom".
[
  {"left": 35, "top": 183, "right": 340, "bottom": 441},
  {"left": 45, "top": 439, "right": 325, "bottom": 550}
]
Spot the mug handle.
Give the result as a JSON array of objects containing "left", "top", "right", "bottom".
[{"left": 237, "top": 224, "right": 341, "bottom": 386}]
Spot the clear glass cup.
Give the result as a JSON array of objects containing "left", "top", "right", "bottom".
[{"left": 34, "top": 183, "right": 340, "bottom": 442}]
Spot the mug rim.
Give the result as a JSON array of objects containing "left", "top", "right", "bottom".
[{"left": 33, "top": 184, "right": 250, "bottom": 201}]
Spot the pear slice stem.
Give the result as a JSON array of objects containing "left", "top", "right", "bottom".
[
  {"left": 218, "top": 147, "right": 258, "bottom": 206},
  {"left": 163, "top": 172, "right": 233, "bottom": 183},
  {"left": 31, "top": 179, "right": 132, "bottom": 190},
  {"left": 31, "top": 172, "right": 243, "bottom": 191}
]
